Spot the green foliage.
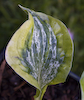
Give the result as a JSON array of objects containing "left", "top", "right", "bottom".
[
  {"left": 80, "top": 71, "right": 84, "bottom": 100},
  {"left": 5, "top": 6, "right": 73, "bottom": 100},
  {"left": 0, "top": 0, "right": 84, "bottom": 75}
]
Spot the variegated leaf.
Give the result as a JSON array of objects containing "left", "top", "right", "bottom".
[{"left": 5, "top": 5, "right": 73, "bottom": 100}]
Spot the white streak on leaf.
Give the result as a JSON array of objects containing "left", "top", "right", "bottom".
[{"left": 18, "top": 11, "right": 64, "bottom": 88}]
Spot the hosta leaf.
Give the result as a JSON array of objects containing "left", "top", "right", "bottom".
[
  {"left": 80, "top": 71, "right": 84, "bottom": 100},
  {"left": 5, "top": 5, "right": 73, "bottom": 100}
]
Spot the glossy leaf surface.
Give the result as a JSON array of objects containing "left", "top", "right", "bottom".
[{"left": 5, "top": 5, "right": 73, "bottom": 100}]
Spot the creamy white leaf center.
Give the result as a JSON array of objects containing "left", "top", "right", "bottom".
[{"left": 19, "top": 13, "right": 64, "bottom": 88}]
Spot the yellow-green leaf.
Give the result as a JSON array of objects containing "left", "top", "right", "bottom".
[
  {"left": 5, "top": 5, "right": 73, "bottom": 100},
  {"left": 80, "top": 71, "right": 84, "bottom": 100}
]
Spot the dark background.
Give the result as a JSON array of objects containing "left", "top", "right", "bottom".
[{"left": 0, "top": 0, "right": 84, "bottom": 76}]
